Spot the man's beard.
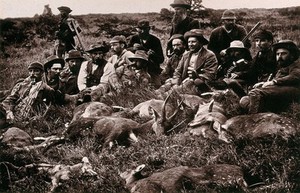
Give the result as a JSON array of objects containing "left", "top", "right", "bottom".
[
  {"left": 172, "top": 14, "right": 184, "bottom": 25},
  {"left": 277, "top": 58, "right": 293, "bottom": 67},
  {"left": 173, "top": 48, "right": 184, "bottom": 56}
]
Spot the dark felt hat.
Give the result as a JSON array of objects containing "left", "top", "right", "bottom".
[
  {"left": 170, "top": 0, "right": 191, "bottom": 9},
  {"left": 136, "top": 19, "right": 151, "bottom": 29},
  {"left": 65, "top": 50, "right": 84, "bottom": 61},
  {"left": 128, "top": 50, "right": 149, "bottom": 63},
  {"left": 168, "top": 34, "right": 185, "bottom": 45},
  {"left": 273, "top": 40, "right": 300, "bottom": 60},
  {"left": 184, "top": 29, "right": 209, "bottom": 45},
  {"left": 221, "top": 10, "right": 236, "bottom": 20},
  {"left": 57, "top": 6, "right": 72, "bottom": 13},
  {"left": 253, "top": 30, "right": 273, "bottom": 41},
  {"left": 44, "top": 55, "right": 65, "bottom": 71},
  {"left": 86, "top": 44, "right": 110, "bottom": 53},
  {"left": 28, "top": 62, "right": 44, "bottom": 72}
]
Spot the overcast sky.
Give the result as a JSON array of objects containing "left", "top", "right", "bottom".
[{"left": 0, "top": 0, "right": 299, "bottom": 18}]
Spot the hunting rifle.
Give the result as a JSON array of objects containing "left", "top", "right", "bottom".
[
  {"left": 242, "top": 21, "right": 262, "bottom": 43},
  {"left": 68, "top": 18, "right": 85, "bottom": 52}
]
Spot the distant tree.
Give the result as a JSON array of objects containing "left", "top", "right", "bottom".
[
  {"left": 186, "top": 0, "right": 205, "bottom": 12},
  {"left": 42, "top": 4, "right": 53, "bottom": 16}
]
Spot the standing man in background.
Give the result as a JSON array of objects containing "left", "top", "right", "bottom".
[
  {"left": 167, "top": 0, "right": 200, "bottom": 57},
  {"left": 55, "top": 6, "right": 82, "bottom": 58},
  {"left": 208, "top": 9, "right": 250, "bottom": 63}
]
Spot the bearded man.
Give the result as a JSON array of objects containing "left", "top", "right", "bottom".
[
  {"left": 240, "top": 40, "right": 300, "bottom": 113},
  {"left": 167, "top": 0, "right": 199, "bottom": 57}
]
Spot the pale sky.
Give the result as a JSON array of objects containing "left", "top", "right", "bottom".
[{"left": 0, "top": 0, "right": 299, "bottom": 19}]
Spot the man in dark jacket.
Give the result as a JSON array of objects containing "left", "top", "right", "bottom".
[
  {"left": 128, "top": 19, "right": 164, "bottom": 88},
  {"left": 59, "top": 50, "right": 85, "bottom": 95},
  {"left": 248, "top": 30, "right": 277, "bottom": 88},
  {"left": 167, "top": 0, "right": 199, "bottom": 56},
  {"left": 207, "top": 10, "right": 250, "bottom": 63},
  {"left": 240, "top": 40, "right": 300, "bottom": 113},
  {"left": 161, "top": 34, "right": 186, "bottom": 83}
]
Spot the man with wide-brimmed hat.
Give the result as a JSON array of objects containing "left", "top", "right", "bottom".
[
  {"left": 240, "top": 39, "right": 300, "bottom": 113},
  {"left": 127, "top": 50, "right": 152, "bottom": 86},
  {"left": 77, "top": 43, "right": 121, "bottom": 102},
  {"left": 55, "top": 6, "right": 82, "bottom": 58},
  {"left": 157, "top": 29, "right": 218, "bottom": 96},
  {"left": 167, "top": 0, "right": 199, "bottom": 57},
  {"left": 59, "top": 50, "right": 85, "bottom": 95},
  {"left": 209, "top": 40, "right": 253, "bottom": 97},
  {"left": 44, "top": 55, "right": 65, "bottom": 90},
  {"left": 0, "top": 62, "right": 63, "bottom": 127},
  {"left": 128, "top": 19, "right": 164, "bottom": 88},
  {"left": 208, "top": 9, "right": 250, "bottom": 63},
  {"left": 162, "top": 34, "right": 187, "bottom": 82}
]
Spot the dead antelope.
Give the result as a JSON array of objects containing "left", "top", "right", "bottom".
[
  {"left": 71, "top": 101, "right": 113, "bottom": 122},
  {"left": 221, "top": 112, "right": 299, "bottom": 140},
  {"left": 120, "top": 164, "right": 248, "bottom": 193},
  {"left": 188, "top": 100, "right": 230, "bottom": 143},
  {"left": 24, "top": 157, "right": 97, "bottom": 192}
]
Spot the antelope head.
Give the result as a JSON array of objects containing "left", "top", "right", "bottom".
[{"left": 151, "top": 93, "right": 183, "bottom": 135}]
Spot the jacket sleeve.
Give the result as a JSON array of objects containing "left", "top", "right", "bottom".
[
  {"left": 77, "top": 61, "right": 89, "bottom": 91},
  {"left": 275, "top": 62, "right": 300, "bottom": 86},
  {"left": 197, "top": 52, "right": 218, "bottom": 81},
  {"left": 99, "top": 62, "right": 122, "bottom": 90},
  {"left": 1, "top": 83, "right": 21, "bottom": 112},
  {"left": 173, "top": 55, "right": 185, "bottom": 84}
]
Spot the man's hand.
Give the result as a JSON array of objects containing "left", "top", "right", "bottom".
[
  {"left": 262, "top": 80, "right": 275, "bottom": 88},
  {"left": 147, "top": 49, "right": 155, "bottom": 56},
  {"left": 6, "top": 111, "right": 15, "bottom": 124},
  {"left": 187, "top": 67, "right": 198, "bottom": 79},
  {"left": 253, "top": 82, "right": 264, "bottom": 88}
]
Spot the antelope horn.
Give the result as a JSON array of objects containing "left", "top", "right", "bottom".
[
  {"left": 161, "top": 92, "right": 172, "bottom": 122},
  {"left": 208, "top": 99, "right": 214, "bottom": 112},
  {"left": 168, "top": 99, "right": 184, "bottom": 121}
]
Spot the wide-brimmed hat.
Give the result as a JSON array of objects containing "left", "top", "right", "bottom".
[
  {"left": 28, "top": 62, "right": 44, "bottom": 72},
  {"left": 128, "top": 50, "right": 149, "bottom": 63},
  {"left": 65, "top": 50, "right": 85, "bottom": 61},
  {"left": 226, "top": 40, "right": 252, "bottom": 60},
  {"left": 44, "top": 55, "right": 65, "bottom": 71},
  {"left": 184, "top": 29, "right": 209, "bottom": 45},
  {"left": 253, "top": 30, "right": 273, "bottom": 41},
  {"left": 57, "top": 6, "right": 72, "bottom": 13},
  {"left": 221, "top": 10, "right": 236, "bottom": 20},
  {"left": 170, "top": 0, "right": 191, "bottom": 9},
  {"left": 109, "top": 35, "right": 127, "bottom": 45},
  {"left": 273, "top": 40, "right": 300, "bottom": 60},
  {"left": 86, "top": 43, "right": 110, "bottom": 53},
  {"left": 136, "top": 19, "right": 151, "bottom": 29}
]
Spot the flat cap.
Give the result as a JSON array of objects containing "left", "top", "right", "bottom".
[
  {"left": 86, "top": 43, "right": 110, "bottom": 53},
  {"left": 58, "top": 6, "right": 72, "bottom": 13},
  {"left": 253, "top": 30, "right": 273, "bottom": 41},
  {"left": 109, "top": 35, "right": 127, "bottom": 45},
  {"left": 221, "top": 10, "right": 236, "bottom": 20},
  {"left": 28, "top": 62, "right": 44, "bottom": 71},
  {"left": 170, "top": 0, "right": 191, "bottom": 9}
]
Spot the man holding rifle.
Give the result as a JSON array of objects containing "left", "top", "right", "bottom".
[
  {"left": 208, "top": 10, "right": 251, "bottom": 63},
  {"left": 55, "top": 6, "right": 82, "bottom": 58}
]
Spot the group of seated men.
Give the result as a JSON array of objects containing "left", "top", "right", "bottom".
[{"left": 0, "top": 2, "right": 300, "bottom": 129}]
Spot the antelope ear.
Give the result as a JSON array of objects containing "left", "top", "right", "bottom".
[{"left": 134, "top": 164, "right": 146, "bottom": 173}]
